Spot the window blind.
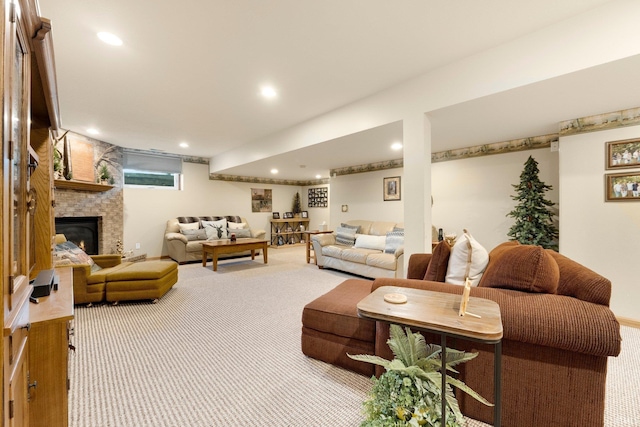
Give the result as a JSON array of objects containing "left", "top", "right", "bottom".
[{"left": 123, "top": 152, "right": 182, "bottom": 174}]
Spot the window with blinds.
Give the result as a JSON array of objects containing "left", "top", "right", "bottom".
[{"left": 123, "top": 151, "right": 183, "bottom": 189}]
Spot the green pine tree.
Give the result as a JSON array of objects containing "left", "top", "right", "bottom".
[{"left": 506, "top": 156, "right": 559, "bottom": 250}]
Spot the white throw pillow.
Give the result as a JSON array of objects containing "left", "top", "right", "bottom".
[
  {"left": 445, "top": 229, "right": 489, "bottom": 286},
  {"left": 228, "top": 222, "right": 247, "bottom": 230},
  {"left": 202, "top": 218, "right": 228, "bottom": 240},
  {"left": 178, "top": 222, "right": 200, "bottom": 233},
  {"left": 354, "top": 235, "right": 386, "bottom": 251}
]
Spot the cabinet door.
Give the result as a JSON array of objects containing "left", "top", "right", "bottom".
[{"left": 3, "top": 0, "right": 31, "bottom": 313}]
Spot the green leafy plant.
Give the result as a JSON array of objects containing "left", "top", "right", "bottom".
[
  {"left": 349, "top": 325, "right": 491, "bottom": 427},
  {"left": 98, "top": 163, "right": 111, "bottom": 182},
  {"left": 506, "top": 155, "right": 558, "bottom": 250}
]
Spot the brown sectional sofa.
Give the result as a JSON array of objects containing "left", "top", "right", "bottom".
[{"left": 301, "top": 243, "right": 622, "bottom": 426}]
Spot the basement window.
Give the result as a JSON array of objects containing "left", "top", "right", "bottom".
[{"left": 123, "top": 151, "right": 183, "bottom": 190}]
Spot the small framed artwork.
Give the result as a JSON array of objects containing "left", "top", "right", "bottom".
[
  {"left": 606, "top": 138, "right": 640, "bottom": 170},
  {"left": 341, "top": 204, "right": 348, "bottom": 212},
  {"left": 301, "top": 211, "right": 308, "bottom": 218},
  {"left": 284, "top": 212, "right": 293, "bottom": 219},
  {"left": 272, "top": 212, "right": 280, "bottom": 219},
  {"left": 605, "top": 172, "right": 640, "bottom": 201},
  {"left": 383, "top": 176, "right": 401, "bottom": 201}
]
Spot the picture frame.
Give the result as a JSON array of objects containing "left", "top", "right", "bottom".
[
  {"left": 605, "top": 138, "right": 640, "bottom": 170},
  {"left": 301, "top": 211, "right": 308, "bottom": 218},
  {"left": 605, "top": 172, "right": 640, "bottom": 201},
  {"left": 383, "top": 176, "right": 401, "bottom": 201},
  {"left": 284, "top": 212, "right": 293, "bottom": 219},
  {"left": 272, "top": 212, "right": 280, "bottom": 219},
  {"left": 308, "top": 187, "right": 328, "bottom": 208}
]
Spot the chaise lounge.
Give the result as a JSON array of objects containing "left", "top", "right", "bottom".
[
  {"left": 55, "top": 234, "right": 178, "bottom": 305},
  {"left": 301, "top": 241, "right": 622, "bottom": 426}
]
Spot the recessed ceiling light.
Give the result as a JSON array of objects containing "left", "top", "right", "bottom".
[
  {"left": 391, "top": 142, "right": 403, "bottom": 151},
  {"left": 261, "top": 86, "right": 278, "bottom": 99},
  {"left": 87, "top": 128, "right": 100, "bottom": 135},
  {"left": 270, "top": 168, "right": 278, "bottom": 174},
  {"left": 315, "top": 174, "right": 322, "bottom": 179},
  {"left": 179, "top": 142, "right": 189, "bottom": 148},
  {"left": 97, "top": 32, "right": 123, "bottom": 46}
]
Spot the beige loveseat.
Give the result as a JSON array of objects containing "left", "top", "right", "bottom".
[
  {"left": 164, "top": 216, "right": 266, "bottom": 264},
  {"left": 311, "top": 220, "right": 404, "bottom": 279}
]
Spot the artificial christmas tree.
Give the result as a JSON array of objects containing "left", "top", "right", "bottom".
[{"left": 507, "top": 155, "right": 559, "bottom": 250}]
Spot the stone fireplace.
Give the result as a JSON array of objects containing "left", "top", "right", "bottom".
[{"left": 54, "top": 135, "right": 123, "bottom": 255}]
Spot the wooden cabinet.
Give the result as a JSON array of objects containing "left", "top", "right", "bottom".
[
  {"left": 28, "top": 268, "right": 73, "bottom": 427},
  {"left": 2, "top": 1, "right": 61, "bottom": 426},
  {"left": 270, "top": 218, "right": 310, "bottom": 248}
]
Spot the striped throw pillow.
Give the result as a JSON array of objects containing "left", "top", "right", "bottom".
[
  {"left": 384, "top": 230, "right": 404, "bottom": 254},
  {"left": 335, "top": 226, "right": 357, "bottom": 246}
]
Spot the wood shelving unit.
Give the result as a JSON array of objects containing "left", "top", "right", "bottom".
[
  {"left": 270, "top": 218, "right": 310, "bottom": 248},
  {"left": 54, "top": 179, "right": 113, "bottom": 192}
]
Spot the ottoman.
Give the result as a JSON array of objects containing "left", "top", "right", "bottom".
[
  {"left": 301, "top": 279, "right": 376, "bottom": 376},
  {"left": 105, "top": 260, "right": 178, "bottom": 303}
]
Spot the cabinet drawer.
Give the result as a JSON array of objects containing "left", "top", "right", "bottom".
[{"left": 4, "top": 296, "right": 30, "bottom": 367}]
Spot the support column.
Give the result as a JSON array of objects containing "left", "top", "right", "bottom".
[{"left": 403, "top": 113, "right": 432, "bottom": 269}]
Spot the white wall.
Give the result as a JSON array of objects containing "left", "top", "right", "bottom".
[
  {"left": 123, "top": 162, "right": 302, "bottom": 257},
  {"left": 328, "top": 168, "right": 405, "bottom": 228},
  {"left": 432, "top": 149, "right": 559, "bottom": 252},
  {"left": 560, "top": 125, "right": 640, "bottom": 321}
]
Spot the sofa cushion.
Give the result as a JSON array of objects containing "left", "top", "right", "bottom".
[
  {"left": 384, "top": 230, "right": 404, "bottom": 254},
  {"left": 479, "top": 244, "right": 559, "bottom": 294},
  {"left": 445, "top": 229, "right": 488, "bottom": 286},
  {"left": 181, "top": 228, "right": 207, "bottom": 241},
  {"left": 341, "top": 248, "right": 379, "bottom": 264},
  {"left": 344, "top": 220, "right": 372, "bottom": 235},
  {"left": 424, "top": 240, "right": 451, "bottom": 282},
  {"left": 322, "top": 245, "right": 344, "bottom": 258},
  {"left": 228, "top": 222, "right": 246, "bottom": 230},
  {"left": 353, "top": 234, "right": 386, "bottom": 251},
  {"left": 225, "top": 215, "right": 242, "bottom": 224},
  {"left": 546, "top": 250, "right": 611, "bottom": 305},
  {"left": 336, "top": 225, "right": 357, "bottom": 246},
  {"left": 203, "top": 218, "right": 228, "bottom": 239},
  {"left": 370, "top": 221, "right": 397, "bottom": 236},
  {"left": 178, "top": 222, "right": 200, "bottom": 233},
  {"left": 231, "top": 228, "right": 252, "bottom": 238},
  {"left": 366, "top": 253, "right": 398, "bottom": 271}
]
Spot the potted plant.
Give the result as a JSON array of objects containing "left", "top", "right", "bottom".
[
  {"left": 292, "top": 192, "right": 302, "bottom": 217},
  {"left": 98, "top": 163, "right": 111, "bottom": 185},
  {"left": 349, "top": 324, "right": 492, "bottom": 427}
]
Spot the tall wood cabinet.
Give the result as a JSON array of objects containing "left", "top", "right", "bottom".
[{"left": 2, "top": 1, "right": 62, "bottom": 426}]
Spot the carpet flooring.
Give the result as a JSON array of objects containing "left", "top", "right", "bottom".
[{"left": 67, "top": 246, "right": 639, "bottom": 426}]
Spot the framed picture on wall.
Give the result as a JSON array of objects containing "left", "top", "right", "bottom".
[
  {"left": 383, "top": 176, "right": 401, "bottom": 201},
  {"left": 605, "top": 138, "right": 640, "bottom": 170},
  {"left": 605, "top": 172, "right": 640, "bottom": 201}
]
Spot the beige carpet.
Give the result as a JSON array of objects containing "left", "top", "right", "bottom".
[{"left": 68, "top": 246, "right": 639, "bottom": 426}]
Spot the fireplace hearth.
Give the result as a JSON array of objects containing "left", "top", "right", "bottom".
[{"left": 55, "top": 216, "right": 100, "bottom": 255}]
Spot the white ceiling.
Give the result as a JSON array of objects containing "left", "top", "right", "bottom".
[{"left": 39, "top": 0, "right": 634, "bottom": 181}]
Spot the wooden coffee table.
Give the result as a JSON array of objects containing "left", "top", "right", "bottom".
[
  {"left": 357, "top": 285, "right": 503, "bottom": 426},
  {"left": 201, "top": 238, "right": 268, "bottom": 271}
]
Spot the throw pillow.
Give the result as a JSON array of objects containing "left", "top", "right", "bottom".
[
  {"left": 178, "top": 222, "right": 200, "bottom": 233},
  {"left": 384, "top": 230, "right": 404, "bottom": 254},
  {"left": 335, "top": 226, "right": 357, "bottom": 246},
  {"left": 228, "top": 222, "right": 247, "bottom": 230},
  {"left": 202, "top": 218, "right": 228, "bottom": 240},
  {"left": 54, "top": 241, "right": 102, "bottom": 273},
  {"left": 353, "top": 235, "right": 386, "bottom": 251},
  {"left": 479, "top": 244, "right": 559, "bottom": 294},
  {"left": 231, "top": 228, "right": 252, "bottom": 238},
  {"left": 340, "top": 223, "right": 361, "bottom": 234},
  {"left": 444, "top": 229, "right": 488, "bottom": 286},
  {"left": 181, "top": 228, "right": 207, "bottom": 241},
  {"left": 424, "top": 240, "right": 451, "bottom": 282}
]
